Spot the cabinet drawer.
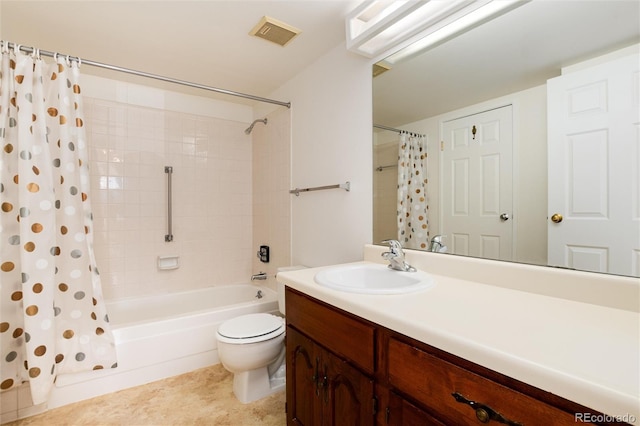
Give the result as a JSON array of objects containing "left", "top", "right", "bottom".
[
  {"left": 387, "top": 337, "right": 577, "bottom": 426},
  {"left": 286, "top": 288, "right": 375, "bottom": 374},
  {"left": 388, "top": 391, "right": 447, "bottom": 426}
]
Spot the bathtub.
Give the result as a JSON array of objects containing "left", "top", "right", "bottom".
[{"left": 47, "top": 284, "right": 279, "bottom": 410}]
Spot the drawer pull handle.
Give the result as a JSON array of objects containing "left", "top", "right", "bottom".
[{"left": 452, "top": 392, "right": 523, "bottom": 426}]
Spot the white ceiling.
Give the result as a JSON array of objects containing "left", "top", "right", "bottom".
[{"left": 0, "top": 0, "right": 361, "bottom": 105}]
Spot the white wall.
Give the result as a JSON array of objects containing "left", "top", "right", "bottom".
[
  {"left": 251, "top": 107, "right": 292, "bottom": 291},
  {"left": 271, "top": 44, "right": 373, "bottom": 267}
]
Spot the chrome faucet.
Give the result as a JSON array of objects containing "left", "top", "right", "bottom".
[
  {"left": 251, "top": 272, "right": 267, "bottom": 281},
  {"left": 381, "top": 239, "right": 416, "bottom": 272},
  {"left": 429, "top": 235, "right": 445, "bottom": 252}
]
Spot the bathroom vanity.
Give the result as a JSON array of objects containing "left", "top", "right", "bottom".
[{"left": 279, "top": 245, "right": 639, "bottom": 425}]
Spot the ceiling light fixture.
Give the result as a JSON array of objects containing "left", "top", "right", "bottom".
[{"left": 346, "top": 0, "right": 530, "bottom": 60}]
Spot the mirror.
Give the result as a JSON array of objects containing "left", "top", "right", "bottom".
[{"left": 372, "top": 1, "right": 640, "bottom": 277}]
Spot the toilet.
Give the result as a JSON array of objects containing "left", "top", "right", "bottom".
[{"left": 216, "top": 266, "right": 302, "bottom": 403}]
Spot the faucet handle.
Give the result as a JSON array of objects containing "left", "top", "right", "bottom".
[
  {"left": 381, "top": 239, "right": 403, "bottom": 251},
  {"left": 431, "top": 235, "right": 444, "bottom": 244}
]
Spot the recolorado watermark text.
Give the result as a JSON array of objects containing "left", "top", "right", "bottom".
[{"left": 575, "top": 413, "right": 637, "bottom": 423}]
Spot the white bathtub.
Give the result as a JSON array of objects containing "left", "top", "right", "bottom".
[{"left": 47, "top": 284, "right": 279, "bottom": 409}]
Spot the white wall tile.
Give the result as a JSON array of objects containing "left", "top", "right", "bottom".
[
  {"left": 84, "top": 83, "right": 256, "bottom": 300},
  {"left": 80, "top": 72, "right": 294, "bottom": 303}
]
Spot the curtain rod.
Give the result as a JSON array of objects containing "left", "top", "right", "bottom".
[
  {"left": 2, "top": 40, "right": 291, "bottom": 109},
  {"left": 373, "top": 124, "right": 424, "bottom": 137}
]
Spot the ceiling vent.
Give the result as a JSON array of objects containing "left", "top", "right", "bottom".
[{"left": 250, "top": 16, "right": 301, "bottom": 47}]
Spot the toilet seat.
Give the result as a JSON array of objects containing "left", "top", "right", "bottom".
[{"left": 217, "top": 313, "right": 285, "bottom": 344}]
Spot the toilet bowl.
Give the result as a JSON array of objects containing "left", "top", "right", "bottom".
[
  {"left": 217, "top": 313, "right": 286, "bottom": 403},
  {"left": 216, "top": 266, "right": 304, "bottom": 403}
]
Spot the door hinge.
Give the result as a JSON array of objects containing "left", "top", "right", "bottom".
[{"left": 440, "top": 140, "right": 444, "bottom": 151}]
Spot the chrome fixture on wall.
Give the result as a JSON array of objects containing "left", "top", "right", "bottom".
[
  {"left": 289, "top": 181, "right": 350, "bottom": 197},
  {"left": 164, "top": 166, "right": 174, "bottom": 242},
  {"left": 251, "top": 272, "right": 268, "bottom": 281},
  {"left": 244, "top": 118, "right": 268, "bottom": 135}
]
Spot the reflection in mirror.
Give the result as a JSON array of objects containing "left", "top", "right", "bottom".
[{"left": 372, "top": 1, "right": 640, "bottom": 277}]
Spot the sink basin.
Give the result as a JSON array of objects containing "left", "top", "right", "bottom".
[{"left": 314, "top": 263, "right": 434, "bottom": 295}]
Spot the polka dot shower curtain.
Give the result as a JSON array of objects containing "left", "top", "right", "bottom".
[
  {"left": 397, "top": 132, "right": 430, "bottom": 250},
  {"left": 0, "top": 46, "right": 117, "bottom": 404}
]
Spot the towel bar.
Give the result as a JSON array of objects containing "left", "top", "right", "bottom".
[{"left": 289, "top": 181, "right": 350, "bottom": 197}]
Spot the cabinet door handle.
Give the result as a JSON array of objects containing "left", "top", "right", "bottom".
[
  {"left": 313, "top": 357, "right": 320, "bottom": 396},
  {"left": 318, "top": 375, "right": 328, "bottom": 389},
  {"left": 452, "top": 392, "right": 523, "bottom": 426},
  {"left": 320, "top": 373, "right": 329, "bottom": 403}
]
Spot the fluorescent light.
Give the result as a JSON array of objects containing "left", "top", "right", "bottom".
[
  {"left": 346, "top": 1, "right": 426, "bottom": 56},
  {"left": 386, "top": 0, "right": 530, "bottom": 63},
  {"left": 345, "top": 0, "right": 530, "bottom": 59}
]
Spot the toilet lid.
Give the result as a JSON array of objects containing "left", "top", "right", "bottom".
[{"left": 218, "top": 313, "right": 284, "bottom": 340}]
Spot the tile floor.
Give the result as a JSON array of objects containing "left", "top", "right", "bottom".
[{"left": 4, "top": 364, "right": 286, "bottom": 426}]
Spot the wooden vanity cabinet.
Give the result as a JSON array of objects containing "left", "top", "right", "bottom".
[
  {"left": 286, "top": 288, "right": 617, "bottom": 426},
  {"left": 286, "top": 289, "right": 375, "bottom": 425}
]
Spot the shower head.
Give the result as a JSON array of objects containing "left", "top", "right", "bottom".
[{"left": 244, "top": 118, "right": 268, "bottom": 135}]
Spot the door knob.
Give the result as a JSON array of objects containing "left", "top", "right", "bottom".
[
  {"left": 500, "top": 213, "right": 509, "bottom": 221},
  {"left": 551, "top": 213, "right": 563, "bottom": 223}
]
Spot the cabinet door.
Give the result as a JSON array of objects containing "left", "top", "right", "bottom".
[
  {"left": 287, "top": 327, "right": 320, "bottom": 425},
  {"left": 287, "top": 326, "right": 375, "bottom": 425},
  {"left": 324, "top": 350, "right": 375, "bottom": 426}
]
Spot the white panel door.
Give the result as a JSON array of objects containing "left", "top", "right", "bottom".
[
  {"left": 441, "top": 105, "right": 513, "bottom": 260},
  {"left": 547, "top": 51, "right": 640, "bottom": 276}
]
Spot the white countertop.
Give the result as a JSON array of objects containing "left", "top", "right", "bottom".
[{"left": 277, "top": 247, "right": 640, "bottom": 423}]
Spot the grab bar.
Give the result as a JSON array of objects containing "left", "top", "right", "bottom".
[
  {"left": 375, "top": 164, "right": 397, "bottom": 172},
  {"left": 165, "top": 166, "right": 173, "bottom": 242},
  {"left": 289, "top": 181, "right": 350, "bottom": 197}
]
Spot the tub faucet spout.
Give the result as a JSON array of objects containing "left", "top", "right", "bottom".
[{"left": 251, "top": 272, "right": 267, "bottom": 281}]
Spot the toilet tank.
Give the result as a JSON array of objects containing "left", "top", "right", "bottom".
[{"left": 276, "top": 265, "right": 306, "bottom": 315}]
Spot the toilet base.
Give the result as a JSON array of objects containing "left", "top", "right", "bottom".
[{"left": 232, "top": 364, "right": 286, "bottom": 404}]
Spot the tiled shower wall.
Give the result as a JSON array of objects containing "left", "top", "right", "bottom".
[{"left": 82, "top": 76, "right": 258, "bottom": 301}]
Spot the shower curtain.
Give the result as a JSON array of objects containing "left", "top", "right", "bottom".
[
  {"left": 397, "top": 132, "right": 429, "bottom": 249},
  {"left": 0, "top": 45, "right": 117, "bottom": 404}
]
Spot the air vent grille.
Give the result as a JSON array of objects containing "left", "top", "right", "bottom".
[{"left": 250, "top": 16, "right": 301, "bottom": 47}]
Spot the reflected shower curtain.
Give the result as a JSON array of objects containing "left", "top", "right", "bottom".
[
  {"left": 397, "top": 132, "right": 429, "bottom": 249},
  {"left": 0, "top": 46, "right": 117, "bottom": 404}
]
